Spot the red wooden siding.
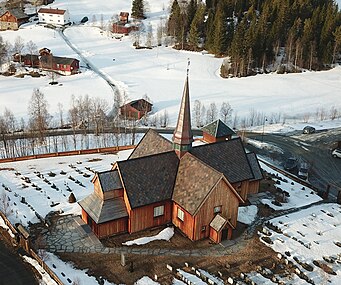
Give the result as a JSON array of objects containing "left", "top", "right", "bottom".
[
  {"left": 248, "top": 180, "right": 260, "bottom": 195},
  {"left": 194, "top": 178, "right": 239, "bottom": 241},
  {"left": 172, "top": 203, "right": 195, "bottom": 240},
  {"left": 129, "top": 201, "right": 172, "bottom": 233},
  {"left": 97, "top": 217, "right": 128, "bottom": 238}
]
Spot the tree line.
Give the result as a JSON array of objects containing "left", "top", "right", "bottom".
[{"left": 167, "top": 0, "right": 341, "bottom": 77}]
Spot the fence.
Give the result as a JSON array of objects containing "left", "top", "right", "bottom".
[
  {"left": 0, "top": 145, "right": 135, "bottom": 163},
  {"left": 0, "top": 210, "right": 64, "bottom": 285}
]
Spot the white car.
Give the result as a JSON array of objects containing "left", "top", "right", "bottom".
[{"left": 332, "top": 148, "right": 341, "bottom": 158}]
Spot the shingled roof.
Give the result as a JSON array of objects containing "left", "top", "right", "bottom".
[
  {"left": 97, "top": 170, "right": 122, "bottom": 192},
  {"left": 118, "top": 151, "right": 179, "bottom": 209},
  {"left": 201, "top": 119, "right": 235, "bottom": 138},
  {"left": 38, "top": 8, "right": 66, "bottom": 15},
  {"left": 128, "top": 129, "right": 173, "bottom": 159},
  {"left": 190, "top": 138, "right": 254, "bottom": 184},
  {"left": 0, "top": 9, "right": 28, "bottom": 20},
  {"left": 247, "top": 153, "right": 263, "bottom": 181},
  {"left": 173, "top": 153, "right": 223, "bottom": 215},
  {"left": 40, "top": 55, "right": 79, "bottom": 67},
  {"left": 79, "top": 193, "right": 128, "bottom": 224}
]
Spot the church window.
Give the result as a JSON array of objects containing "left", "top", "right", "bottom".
[
  {"left": 214, "top": 205, "right": 222, "bottom": 214},
  {"left": 153, "top": 205, "right": 164, "bottom": 217},
  {"left": 177, "top": 208, "right": 184, "bottom": 221}
]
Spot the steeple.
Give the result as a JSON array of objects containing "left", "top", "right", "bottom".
[{"left": 173, "top": 61, "right": 193, "bottom": 158}]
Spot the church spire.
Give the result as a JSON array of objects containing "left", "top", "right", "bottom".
[{"left": 173, "top": 61, "right": 193, "bottom": 158}]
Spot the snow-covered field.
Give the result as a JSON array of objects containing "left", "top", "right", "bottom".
[
  {"left": 1, "top": 0, "right": 341, "bottom": 126},
  {"left": 0, "top": 149, "right": 132, "bottom": 226},
  {"left": 260, "top": 204, "right": 341, "bottom": 285}
]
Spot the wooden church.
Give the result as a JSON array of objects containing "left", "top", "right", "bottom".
[{"left": 79, "top": 73, "right": 262, "bottom": 243}]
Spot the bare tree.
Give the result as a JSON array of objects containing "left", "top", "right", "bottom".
[
  {"left": 193, "top": 100, "right": 202, "bottom": 128},
  {"left": 72, "top": 277, "right": 81, "bottom": 285},
  {"left": 146, "top": 24, "right": 153, "bottom": 48},
  {"left": 13, "top": 36, "right": 25, "bottom": 64},
  {"left": 28, "top": 88, "right": 51, "bottom": 144},
  {"left": 100, "top": 14, "right": 104, "bottom": 30},
  {"left": 330, "top": 106, "right": 338, "bottom": 120},
  {"left": 159, "top": 109, "right": 169, "bottom": 128},
  {"left": 220, "top": 102, "right": 233, "bottom": 124},
  {"left": 57, "top": 102, "right": 64, "bottom": 127},
  {"left": 92, "top": 14, "right": 97, "bottom": 26},
  {"left": 26, "top": 40, "right": 38, "bottom": 68},
  {"left": 206, "top": 102, "right": 217, "bottom": 124}
]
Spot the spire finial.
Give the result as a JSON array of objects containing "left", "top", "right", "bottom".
[{"left": 187, "top": 58, "right": 190, "bottom": 76}]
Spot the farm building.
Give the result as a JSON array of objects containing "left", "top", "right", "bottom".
[
  {"left": 0, "top": 8, "right": 29, "bottom": 31},
  {"left": 40, "top": 55, "right": 79, "bottom": 75},
  {"left": 119, "top": 99, "right": 153, "bottom": 120},
  {"left": 112, "top": 11, "right": 138, "bottom": 34},
  {"left": 79, "top": 74, "right": 262, "bottom": 243},
  {"left": 13, "top": 54, "right": 40, "bottom": 68},
  {"left": 38, "top": 7, "right": 70, "bottom": 26}
]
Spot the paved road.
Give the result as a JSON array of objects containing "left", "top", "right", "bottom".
[
  {"left": 0, "top": 239, "right": 38, "bottom": 285},
  {"left": 246, "top": 129, "right": 341, "bottom": 200}
]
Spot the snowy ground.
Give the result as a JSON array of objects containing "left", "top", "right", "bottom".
[
  {"left": 1, "top": 0, "right": 341, "bottom": 126},
  {"left": 259, "top": 162, "right": 322, "bottom": 210},
  {"left": 0, "top": 149, "right": 132, "bottom": 226},
  {"left": 123, "top": 227, "right": 174, "bottom": 246},
  {"left": 259, "top": 204, "right": 341, "bottom": 285},
  {"left": 238, "top": 205, "right": 258, "bottom": 225}
]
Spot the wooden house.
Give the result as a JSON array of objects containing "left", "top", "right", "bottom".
[
  {"left": 79, "top": 74, "right": 262, "bottom": 243},
  {"left": 119, "top": 12, "right": 129, "bottom": 23},
  {"left": 201, "top": 119, "right": 236, "bottom": 143},
  {"left": 119, "top": 99, "right": 152, "bottom": 120},
  {"left": 39, "top": 48, "right": 51, "bottom": 56},
  {"left": 0, "top": 8, "right": 29, "bottom": 31},
  {"left": 40, "top": 55, "right": 79, "bottom": 75},
  {"left": 38, "top": 8, "right": 70, "bottom": 26}
]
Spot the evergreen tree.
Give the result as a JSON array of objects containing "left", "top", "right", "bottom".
[
  {"left": 131, "top": 0, "right": 145, "bottom": 19},
  {"left": 189, "top": 2, "right": 206, "bottom": 50}
]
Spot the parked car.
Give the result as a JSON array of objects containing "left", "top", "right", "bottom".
[
  {"left": 332, "top": 148, "right": 341, "bottom": 158},
  {"left": 298, "top": 163, "right": 309, "bottom": 180},
  {"left": 284, "top": 157, "right": 298, "bottom": 171},
  {"left": 303, "top": 126, "right": 316, "bottom": 134}
]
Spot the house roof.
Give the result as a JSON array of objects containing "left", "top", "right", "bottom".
[
  {"left": 128, "top": 128, "right": 173, "bottom": 159},
  {"left": 247, "top": 152, "right": 263, "bottom": 181},
  {"left": 172, "top": 152, "right": 222, "bottom": 215},
  {"left": 78, "top": 193, "right": 128, "bottom": 224},
  {"left": 118, "top": 151, "right": 179, "bottom": 209},
  {"left": 121, "top": 99, "right": 152, "bottom": 112},
  {"left": 173, "top": 75, "right": 193, "bottom": 146},
  {"left": 38, "top": 8, "right": 66, "bottom": 15},
  {"left": 97, "top": 170, "right": 122, "bottom": 192},
  {"left": 0, "top": 8, "right": 28, "bottom": 20},
  {"left": 201, "top": 119, "right": 235, "bottom": 138},
  {"left": 40, "top": 55, "right": 79, "bottom": 67},
  {"left": 190, "top": 138, "right": 254, "bottom": 184},
  {"left": 210, "top": 214, "right": 228, "bottom": 232}
]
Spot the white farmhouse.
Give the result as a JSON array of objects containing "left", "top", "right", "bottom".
[{"left": 38, "top": 8, "right": 70, "bottom": 26}]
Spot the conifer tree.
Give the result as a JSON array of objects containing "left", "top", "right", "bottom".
[
  {"left": 131, "top": 0, "right": 145, "bottom": 19},
  {"left": 189, "top": 2, "right": 206, "bottom": 50}
]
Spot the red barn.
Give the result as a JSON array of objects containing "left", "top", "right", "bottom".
[
  {"left": 40, "top": 55, "right": 79, "bottom": 75},
  {"left": 80, "top": 75, "right": 262, "bottom": 243},
  {"left": 120, "top": 99, "right": 152, "bottom": 120},
  {"left": 0, "top": 9, "right": 28, "bottom": 31}
]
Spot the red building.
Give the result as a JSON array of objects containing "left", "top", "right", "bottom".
[
  {"left": 0, "top": 9, "right": 28, "bottom": 31},
  {"left": 80, "top": 75, "right": 262, "bottom": 243},
  {"left": 120, "top": 99, "right": 153, "bottom": 120},
  {"left": 40, "top": 55, "right": 79, "bottom": 75}
]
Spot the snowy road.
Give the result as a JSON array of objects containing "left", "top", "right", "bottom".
[{"left": 58, "top": 27, "right": 119, "bottom": 98}]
